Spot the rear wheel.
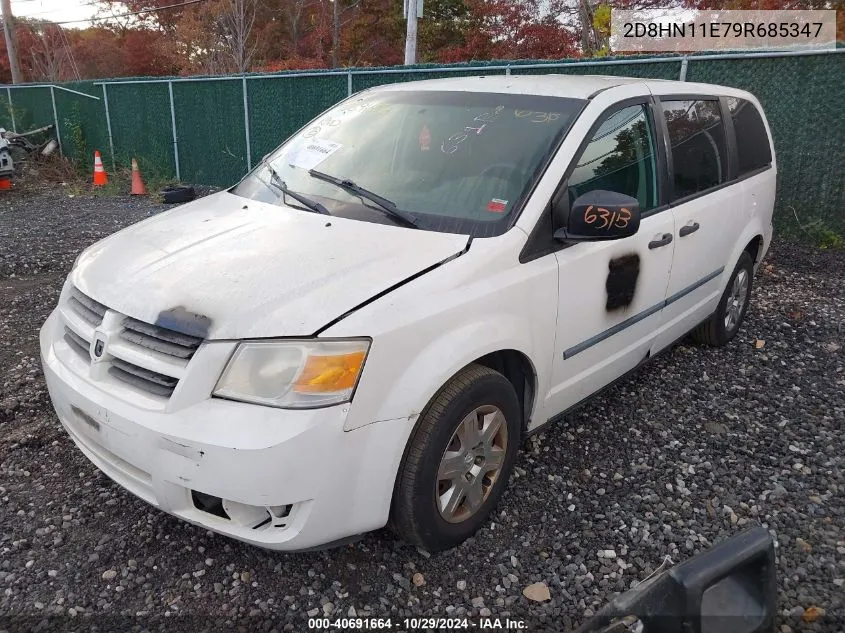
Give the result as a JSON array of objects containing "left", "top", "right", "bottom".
[
  {"left": 692, "top": 251, "right": 754, "bottom": 346},
  {"left": 390, "top": 363, "right": 521, "bottom": 552}
]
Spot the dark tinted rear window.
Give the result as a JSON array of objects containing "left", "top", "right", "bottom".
[
  {"left": 662, "top": 99, "right": 728, "bottom": 200},
  {"left": 727, "top": 97, "right": 772, "bottom": 176}
]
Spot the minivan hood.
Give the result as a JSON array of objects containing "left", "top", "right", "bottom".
[{"left": 72, "top": 192, "right": 469, "bottom": 339}]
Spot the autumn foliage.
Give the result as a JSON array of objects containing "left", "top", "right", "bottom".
[{"left": 0, "top": 0, "right": 841, "bottom": 83}]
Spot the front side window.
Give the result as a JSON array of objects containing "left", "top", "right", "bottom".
[
  {"left": 727, "top": 97, "right": 772, "bottom": 176},
  {"left": 233, "top": 91, "right": 585, "bottom": 237},
  {"left": 662, "top": 99, "right": 727, "bottom": 200},
  {"left": 568, "top": 104, "right": 659, "bottom": 212}
]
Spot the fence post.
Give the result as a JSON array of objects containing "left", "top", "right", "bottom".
[
  {"left": 679, "top": 56, "right": 689, "bottom": 81},
  {"left": 347, "top": 70, "right": 353, "bottom": 97},
  {"left": 506, "top": 65, "right": 511, "bottom": 75},
  {"left": 167, "top": 80, "right": 181, "bottom": 182},
  {"left": 50, "top": 86, "right": 63, "bottom": 155},
  {"left": 6, "top": 87, "right": 15, "bottom": 132},
  {"left": 102, "top": 84, "right": 116, "bottom": 170},
  {"left": 242, "top": 76, "right": 252, "bottom": 171}
]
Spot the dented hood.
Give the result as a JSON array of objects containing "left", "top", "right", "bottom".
[{"left": 71, "top": 191, "right": 469, "bottom": 339}]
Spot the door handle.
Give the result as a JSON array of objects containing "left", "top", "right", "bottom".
[
  {"left": 648, "top": 233, "right": 673, "bottom": 249},
  {"left": 679, "top": 222, "right": 700, "bottom": 237}
]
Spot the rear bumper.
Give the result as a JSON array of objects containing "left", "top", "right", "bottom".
[{"left": 40, "top": 309, "right": 410, "bottom": 551}]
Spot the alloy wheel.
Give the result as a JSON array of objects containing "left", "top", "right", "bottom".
[
  {"left": 724, "top": 268, "right": 749, "bottom": 332},
  {"left": 436, "top": 405, "right": 508, "bottom": 524}
]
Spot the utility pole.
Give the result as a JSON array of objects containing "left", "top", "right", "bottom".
[
  {"left": 1, "top": 0, "right": 22, "bottom": 84},
  {"left": 331, "top": 0, "right": 339, "bottom": 68},
  {"left": 404, "top": 0, "right": 418, "bottom": 65}
]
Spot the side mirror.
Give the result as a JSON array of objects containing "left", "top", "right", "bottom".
[
  {"left": 576, "top": 526, "right": 777, "bottom": 633},
  {"left": 553, "top": 190, "right": 641, "bottom": 242}
]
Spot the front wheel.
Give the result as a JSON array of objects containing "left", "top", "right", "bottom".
[
  {"left": 692, "top": 251, "right": 754, "bottom": 346},
  {"left": 390, "top": 363, "right": 521, "bottom": 552}
]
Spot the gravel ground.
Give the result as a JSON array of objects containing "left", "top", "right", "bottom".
[{"left": 1, "top": 186, "right": 843, "bottom": 633}]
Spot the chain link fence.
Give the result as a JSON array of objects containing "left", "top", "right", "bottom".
[{"left": 1, "top": 49, "right": 843, "bottom": 237}]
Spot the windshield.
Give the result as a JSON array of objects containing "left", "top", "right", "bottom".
[{"left": 233, "top": 90, "right": 585, "bottom": 237}]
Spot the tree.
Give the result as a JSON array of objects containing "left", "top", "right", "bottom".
[
  {"left": 547, "top": 0, "right": 683, "bottom": 56},
  {"left": 7, "top": 0, "right": 726, "bottom": 82},
  {"left": 98, "top": 0, "right": 194, "bottom": 32},
  {"left": 343, "top": 0, "right": 403, "bottom": 66},
  {"left": 437, "top": 0, "right": 579, "bottom": 61},
  {"left": 28, "top": 25, "right": 73, "bottom": 81},
  {"left": 66, "top": 28, "right": 125, "bottom": 78},
  {"left": 217, "top": 0, "right": 258, "bottom": 73},
  {"left": 417, "top": 0, "right": 471, "bottom": 62}
]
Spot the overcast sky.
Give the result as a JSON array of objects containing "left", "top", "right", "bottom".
[{"left": 12, "top": 0, "right": 101, "bottom": 27}]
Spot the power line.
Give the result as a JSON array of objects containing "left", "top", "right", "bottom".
[
  {"left": 58, "top": 21, "right": 81, "bottom": 80},
  {"left": 50, "top": 0, "right": 208, "bottom": 26}
]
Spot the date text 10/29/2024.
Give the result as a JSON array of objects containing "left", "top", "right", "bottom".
[{"left": 308, "top": 617, "right": 528, "bottom": 630}]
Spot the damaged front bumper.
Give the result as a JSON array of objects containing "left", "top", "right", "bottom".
[{"left": 39, "top": 309, "right": 405, "bottom": 551}]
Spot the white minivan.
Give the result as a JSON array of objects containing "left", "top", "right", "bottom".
[{"left": 41, "top": 75, "right": 775, "bottom": 552}]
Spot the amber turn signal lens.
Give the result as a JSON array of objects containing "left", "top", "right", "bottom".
[{"left": 293, "top": 351, "right": 367, "bottom": 393}]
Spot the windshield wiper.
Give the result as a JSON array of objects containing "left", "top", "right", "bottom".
[
  {"left": 308, "top": 169, "right": 420, "bottom": 228},
  {"left": 261, "top": 160, "right": 330, "bottom": 215}
]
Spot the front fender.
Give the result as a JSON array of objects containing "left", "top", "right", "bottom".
[
  {"left": 346, "top": 315, "right": 540, "bottom": 431},
  {"left": 321, "top": 228, "right": 557, "bottom": 432}
]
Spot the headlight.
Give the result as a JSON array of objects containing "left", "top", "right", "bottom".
[{"left": 213, "top": 339, "right": 370, "bottom": 409}]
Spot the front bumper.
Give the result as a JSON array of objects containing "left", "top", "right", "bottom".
[{"left": 40, "top": 309, "right": 408, "bottom": 551}]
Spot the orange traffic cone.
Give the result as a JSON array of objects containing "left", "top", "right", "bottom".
[
  {"left": 130, "top": 158, "right": 146, "bottom": 195},
  {"left": 93, "top": 150, "right": 108, "bottom": 187}
]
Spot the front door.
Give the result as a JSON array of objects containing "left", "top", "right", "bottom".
[{"left": 547, "top": 102, "right": 675, "bottom": 416}]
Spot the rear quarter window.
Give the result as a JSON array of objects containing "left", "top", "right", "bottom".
[{"left": 727, "top": 97, "right": 772, "bottom": 176}]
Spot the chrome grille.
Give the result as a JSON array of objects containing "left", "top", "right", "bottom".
[
  {"left": 60, "top": 286, "right": 203, "bottom": 400},
  {"left": 67, "top": 288, "right": 106, "bottom": 327},
  {"left": 120, "top": 317, "right": 202, "bottom": 360}
]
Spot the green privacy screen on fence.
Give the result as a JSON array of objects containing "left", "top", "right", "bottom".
[
  {"left": 104, "top": 82, "right": 175, "bottom": 179},
  {"left": 687, "top": 53, "right": 844, "bottom": 238},
  {"left": 248, "top": 74, "right": 348, "bottom": 165},
  {"left": 2, "top": 50, "right": 843, "bottom": 236}
]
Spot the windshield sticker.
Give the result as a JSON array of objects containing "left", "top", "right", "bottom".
[
  {"left": 419, "top": 125, "right": 431, "bottom": 152},
  {"left": 287, "top": 139, "right": 342, "bottom": 171},
  {"left": 486, "top": 198, "right": 508, "bottom": 213}
]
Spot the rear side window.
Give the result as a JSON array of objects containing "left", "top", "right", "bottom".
[
  {"left": 662, "top": 99, "right": 727, "bottom": 200},
  {"left": 727, "top": 97, "right": 772, "bottom": 176}
]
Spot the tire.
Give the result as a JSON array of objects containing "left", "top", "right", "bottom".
[
  {"left": 691, "top": 251, "right": 754, "bottom": 346},
  {"left": 161, "top": 185, "right": 196, "bottom": 204},
  {"left": 390, "top": 363, "right": 521, "bottom": 552}
]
